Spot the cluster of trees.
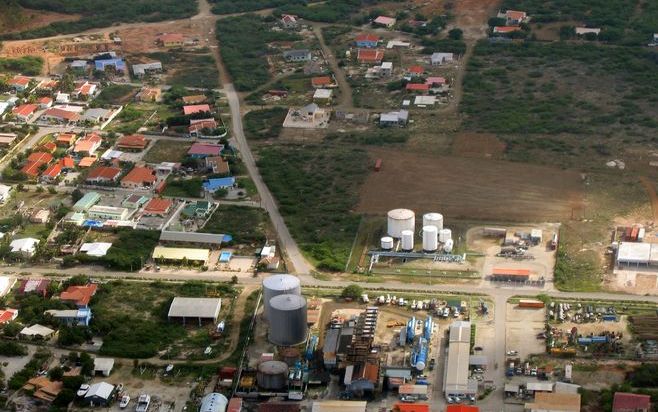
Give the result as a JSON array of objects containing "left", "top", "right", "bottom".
[
  {"left": 0, "top": 56, "right": 43, "bottom": 75},
  {"left": 257, "top": 144, "right": 368, "bottom": 271},
  {"left": 1, "top": 0, "right": 197, "bottom": 39},
  {"left": 216, "top": 15, "right": 301, "bottom": 91},
  {"left": 211, "top": 0, "right": 307, "bottom": 14},
  {"left": 70, "top": 229, "right": 159, "bottom": 271}
]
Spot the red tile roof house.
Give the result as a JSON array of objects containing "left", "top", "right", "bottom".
[
  {"left": 116, "top": 134, "right": 149, "bottom": 151},
  {"left": 493, "top": 26, "right": 522, "bottom": 34},
  {"left": 17, "top": 279, "right": 51, "bottom": 296},
  {"left": 21, "top": 152, "right": 53, "bottom": 177},
  {"left": 9, "top": 76, "right": 31, "bottom": 92},
  {"left": 407, "top": 65, "right": 424, "bottom": 76},
  {"left": 373, "top": 15, "right": 396, "bottom": 28},
  {"left": 311, "top": 76, "right": 335, "bottom": 88},
  {"left": 38, "top": 97, "right": 53, "bottom": 109},
  {"left": 58, "top": 156, "right": 75, "bottom": 171},
  {"left": 86, "top": 166, "right": 122, "bottom": 184},
  {"left": 357, "top": 49, "right": 385, "bottom": 64},
  {"left": 183, "top": 104, "right": 211, "bottom": 115},
  {"left": 188, "top": 142, "right": 223, "bottom": 159},
  {"left": 189, "top": 119, "right": 219, "bottom": 137},
  {"left": 406, "top": 83, "right": 430, "bottom": 92},
  {"left": 72, "top": 81, "right": 97, "bottom": 99},
  {"left": 613, "top": 393, "right": 651, "bottom": 412},
  {"left": 56, "top": 133, "right": 77, "bottom": 147},
  {"left": 355, "top": 34, "right": 380, "bottom": 48},
  {"left": 73, "top": 134, "right": 102, "bottom": 156},
  {"left": 12, "top": 104, "right": 38, "bottom": 122},
  {"left": 40, "top": 108, "right": 81, "bottom": 125},
  {"left": 144, "top": 198, "right": 173, "bottom": 216},
  {"left": 0, "top": 308, "right": 18, "bottom": 324},
  {"left": 41, "top": 163, "right": 62, "bottom": 182},
  {"left": 121, "top": 166, "right": 156, "bottom": 189},
  {"left": 426, "top": 76, "right": 447, "bottom": 86},
  {"left": 59, "top": 284, "right": 98, "bottom": 308}
]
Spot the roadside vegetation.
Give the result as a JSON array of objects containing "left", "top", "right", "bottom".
[
  {"left": 0, "top": 56, "right": 44, "bottom": 75},
  {"left": 216, "top": 14, "right": 301, "bottom": 91},
  {"left": 256, "top": 144, "right": 369, "bottom": 270},
  {"left": 210, "top": 0, "right": 305, "bottom": 14},
  {"left": 162, "top": 177, "right": 203, "bottom": 198},
  {"left": 0, "top": 0, "right": 198, "bottom": 39},
  {"left": 70, "top": 229, "right": 159, "bottom": 271}
]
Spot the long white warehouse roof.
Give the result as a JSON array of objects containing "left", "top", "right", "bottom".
[
  {"left": 444, "top": 321, "right": 472, "bottom": 395},
  {"left": 168, "top": 297, "right": 221, "bottom": 319},
  {"left": 617, "top": 242, "right": 658, "bottom": 264}
]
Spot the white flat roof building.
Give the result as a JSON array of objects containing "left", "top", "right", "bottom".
[
  {"left": 616, "top": 242, "right": 658, "bottom": 265},
  {"left": 10, "top": 238, "right": 40, "bottom": 256},
  {"left": 313, "top": 88, "right": 333, "bottom": 100},
  {"left": 168, "top": 297, "right": 222, "bottom": 325},
  {"left": 444, "top": 320, "right": 475, "bottom": 397},
  {"left": 414, "top": 95, "right": 437, "bottom": 106}
]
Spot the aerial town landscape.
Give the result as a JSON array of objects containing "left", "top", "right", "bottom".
[{"left": 0, "top": 0, "right": 656, "bottom": 411}]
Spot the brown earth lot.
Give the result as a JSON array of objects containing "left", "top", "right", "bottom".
[
  {"left": 0, "top": 8, "right": 80, "bottom": 34},
  {"left": 356, "top": 148, "right": 584, "bottom": 221},
  {"left": 451, "top": 132, "right": 506, "bottom": 159},
  {"left": 451, "top": 0, "right": 501, "bottom": 39}
]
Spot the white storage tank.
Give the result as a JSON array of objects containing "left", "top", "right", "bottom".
[
  {"left": 443, "top": 239, "right": 454, "bottom": 253},
  {"left": 439, "top": 228, "right": 452, "bottom": 243},
  {"left": 200, "top": 393, "right": 228, "bottom": 412},
  {"left": 422, "top": 226, "right": 438, "bottom": 252},
  {"left": 262, "top": 274, "right": 301, "bottom": 320},
  {"left": 401, "top": 230, "right": 414, "bottom": 251},
  {"left": 387, "top": 209, "right": 415, "bottom": 238},
  {"left": 422, "top": 213, "right": 443, "bottom": 231},
  {"left": 268, "top": 294, "right": 307, "bottom": 346},
  {"left": 381, "top": 236, "right": 394, "bottom": 250}
]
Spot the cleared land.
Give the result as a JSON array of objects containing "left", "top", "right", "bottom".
[
  {"left": 0, "top": 6, "right": 80, "bottom": 34},
  {"left": 356, "top": 148, "right": 583, "bottom": 222},
  {"left": 143, "top": 140, "right": 192, "bottom": 163}
]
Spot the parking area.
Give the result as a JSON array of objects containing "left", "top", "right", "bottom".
[{"left": 506, "top": 303, "right": 546, "bottom": 360}]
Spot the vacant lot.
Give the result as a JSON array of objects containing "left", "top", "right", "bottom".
[
  {"left": 143, "top": 140, "right": 192, "bottom": 164},
  {"left": 357, "top": 147, "right": 583, "bottom": 222},
  {"left": 201, "top": 205, "right": 268, "bottom": 245}
]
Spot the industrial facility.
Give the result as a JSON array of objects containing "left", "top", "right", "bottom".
[{"left": 444, "top": 321, "right": 477, "bottom": 400}]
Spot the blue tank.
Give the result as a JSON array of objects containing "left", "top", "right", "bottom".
[
  {"left": 578, "top": 337, "right": 592, "bottom": 345},
  {"left": 412, "top": 337, "right": 428, "bottom": 371},
  {"left": 306, "top": 335, "right": 318, "bottom": 360},
  {"left": 423, "top": 316, "right": 433, "bottom": 341},
  {"left": 591, "top": 336, "right": 608, "bottom": 343},
  {"left": 406, "top": 317, "right": 416, "bottom": 344}
]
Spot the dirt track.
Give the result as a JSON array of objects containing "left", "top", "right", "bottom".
[{"left": 356, "top": 147, "right": 584, "bottom": 222}]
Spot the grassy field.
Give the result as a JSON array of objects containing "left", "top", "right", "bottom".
[
  {"left": 256, "top": 143, "right": 369, "bottom": 270},
  {"left": 91, "top": 84, "right": 136, "bottom": 106},
  {"left": 0, "top": 56, "right": 43, "bottom": 75},
  {"left": 143, "top": 140, "right": 192, "bottom": 163},
  {"left": 461, "top": 41, "right": 658, "bottom": 168},
  {"left": 243, "top": 107, "right": 287, "bottom": 140},
  {"left": 201, "top": 205, "right": 268, "bottom": 245},
  {"left": 162, "top": 177, "right": 203, "bottom": 198}
]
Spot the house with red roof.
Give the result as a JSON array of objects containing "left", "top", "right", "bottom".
[
  {"left": 86, "top": 166, "right": 122, "bottom": 184},
  {"left": 144, "top": 198, "right": 173, "bottom": 216},
  {"left": 60, "top": 284, "right": 98, "bottom": 308},
  {"left": 445, "top": 406, "right": 479, "bottom": 412},
  {"left": 426, "top": 76, "right": 447, "bottom": 86},
  {"left": 189, "top": 119, "right": 219, "bottom": 137},
  {"left": 21, "top": 152, "right": 53, "bottom": 177},
  {"left": 116, "top": 134, "right": 149, "bottom": 151},
  {"left": 183, "top": 104, "right": 211, "bottom": 115},
  {"left": 121, "top": 166, "right": 156, "bottom": 189},
  {"left": 17, "top": 279, "right": 50, "bottom": 296},
  {"left": 188, "top": 142, "right": 223, "bottom": 159},
  {"left": 41, "top": 163, "right": 62, "bottom": 182},
  {"left": 493, "top": 26, "right": 521, "bottom": 34},
  {"left": 73, "top": 134, "right": 102, "bottom": 156},
  {"left": 281, "top": 14, "right": 298, "bottom": 29},
  {"left": 311, "top": 76, "right": 335, "bottom": 88},
  {"left": 56, "top": 133, "right": 77, "bottom": 147},
  {"left": 503, "top": 10, "right": 528, "bottom": 25},
  {"left": 9, "top": 76, "right": 31, "bottom": 92},
  {"left": 0, "top": 308, "right": 18, "bottom": 324},
  {"left": 157, "top": 33, "right": 184, "bottom": 47},
  {"left": 41, "top": 108, "right": 80, "bottom": 124},
  {"left": 39, "top": 141, "right": 57, "bottom": 153},
  {"left": 58, "top": 157, "right": 75, "bottom": 171},
  {"left": 355, "top": 34, "right": 380, "bottom": 48},
  {"left": 613, "top": 392, "right": 651, "bottom": 412},
  {"left": 12, "top": 104, "right": 38, "bottom": 122},
  {"left": 37, "top": 79, "right": 58, "bottom": 91},
  {"left": 38, "top": 97, "right": 53, "bottom": 109},
  {"left": 407, "top": 65, "right": 425, "bottom": 76},
  {"left": 373, "top": 16, "right": 396, "bottom": 28},
  {"left": 406, "top": 83, "right": 430, "bottom": 92},
  {"left": 357, "top": 49, "right": 385, "bottom": 64}
]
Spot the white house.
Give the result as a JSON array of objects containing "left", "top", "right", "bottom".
[
  {"left": 10, "top": 238, "right": 40, "bottom": 257},
  {"left": 0, "top": 184, "right": 11, "bottom": 203},
  {"left": 431, "top": 52, "right": 454, "bottom": 65}
]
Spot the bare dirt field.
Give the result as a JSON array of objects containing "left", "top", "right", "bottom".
[
  {"left": 451, "top": 132, "right": 506, "bottom": 159},
  {"left": 117, "top": 21, "right": 204, "bottom": 54},
  {"left": 0, "top": 8, "right": 80, "bottom": 34},
  {"left": 506, "top": 303, "right": 546, "bottom": 360},
  {"left": 356, "top": 148, "right": 584, "bottom": 222},
  {"left": 450, "top": 0, "right": 501, "bottom": 39}
]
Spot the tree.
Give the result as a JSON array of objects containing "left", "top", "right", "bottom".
[
  {"left": 488, "top": 17, "right": 506, "bottom": 27},
  {"left": 448, "top": 28, "right": 463, "bottom": 40},
  {"left": 214, "top": 188, "right": 228, "bottom": 198},
  {"left": 47, "top": 186, "right": 57, "bottom": 194},
  {"left": 231, "top": 275, "right": 238, "bottom": 284},
  {"left": 52, "top": 388, "right": 75, "bottom": 408},
  {"left": 48, "top": 366, "right": 64, "bottom": 381},
  {"left": 341, "top": 284, "right": 363, "bottom": 300},
  {"left": 71, "top": 189, "right": 84, "bottom": 203},
  {"left": 3, "top": 321, "right": 22, "bottom": 338},
  {"left": 79, "top": 352, "right": 94, "bottom": 376}
]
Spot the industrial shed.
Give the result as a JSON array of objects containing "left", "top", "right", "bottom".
[
  {"left": 443, "top": 321, "right": 476, "bottom": 398},
  {"left": 159, "top": 231, "right": 226, "bottom": 248},
  {"left": 168, "top": 297, "right": 222, "bottom": 326},
  {"left": 616, "top": 242, "right": 658, "bottom": 266},
  {"left": 311, "top": 401, "right": 367, "bottom": 412},
  {"left": 152, "top": 246, "right": 210, "bottom": 266}
]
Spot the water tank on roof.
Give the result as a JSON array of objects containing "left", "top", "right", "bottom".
[
  {"left": 401, "top": 230, "right": 414, "bottom": 251},
  {"left": 200, "top": 393, "right": 228, "bottom": 412},
  {"left": 422, "top": 213, "right": 443, "bottom": 231},
  {"left": 381, "top": 236, "right": 394, "bottom": 250},
  {"left": 439, "top": 228, "right": 452, "bottom": 243},
  {"left": 387, "top": 209, "right": 415, "bottom": 238},
  {"left": 257, "top": 360, "right": 289, "bottom": 390},
  {"left": 268, "top": 294, "right": 307, "bottom": 346},
  {"left": 422, "top": 225, "right": 438, "bottom": 252},
  {"left": 262, "top": 274, "right": 301, "bottom": 320}
]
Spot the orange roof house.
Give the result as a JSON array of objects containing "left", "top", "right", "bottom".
[
  {"left": 86, "top": 166, "right": 121, "bottom": 183},
  {"left": 58, "top": 157, "right": 75, "bottom": 170},
  {"left": 0, "top": 308, "right": 18, "bottom": 324},
  {"left": 144, "top": 198, "right": 173, "bottom": 216},
  {"left": 39, "top": 141, "right": 57, "bottom": 153},
  {"left": 406, "top": 83, "right": 430, "bottom": 92},
  {"left": 41, "top": 163, "right": 62, "bottom": 180},
  {"left": 116, "top": 134, "right": 148, "bottom": 151},
  {"left": 42, "top": 108, "right": 81, "bottom": 123},
  {"left": 394, "top": 404, "right": 430, "bottom": 412},
  {"left": 59, "top": 284, "right": 98, "bottom": 307},
  {"left": 311, "top": 76, "right": 333, "bottom": 88},
  {"left": 12, "top": 104, "right": 38, "bottom": 121},
  {"left": 73, "top": 134, "right": 102, "bottom": 155},
  {"left": 157, "top": 33, "right": 184, "bottom": 47},
  {"left": 56, "top": 133, "right": 77, "bottom": 147},
  {"left": 38, "top": 96, "right": 53, "bottom": 109},
  {"left": 23, "top": 376, "right": 63, "bottom": 402},
  {"left": 183, "top": 104, "right": 211, "bottom": 115},
  {"left": 357, "top": 49, "right": 384, "bottom": 64},
  {"left": 121, "top": 166, "right": 156, "bottom": 188},
  {"left": 78, "top": 156, "right": 97, "bottom": 168},
  {"left": 9, "top": 76, "right": 31, "bottom": 91},
  {"left": 21, "top": 152, "right": 53, "bottom": 177},
  {"left": 445, "top": 406, "right": 479, "bottom": 412},
  {"left": 407, "top": 65, "right": 424, "bottom": 75}
]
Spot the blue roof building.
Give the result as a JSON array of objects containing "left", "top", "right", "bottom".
[
  {"left": 45, "top": 308, "right": 92, "bottom": 326},
  {"left": 94, "top": 58, "right": 126, "bottom": 72},
  {"left": 203, "top": 177, "right": 235, "bottom": 192}
]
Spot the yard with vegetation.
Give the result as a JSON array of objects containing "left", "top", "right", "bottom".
[
  {"left": 216, "top": 14, "right": 301, "bottom": 91},
  {"left": 72, "top": 229, "right": 159, "bottom": 271},
  {"left": 201, "top": 205, "right": 268, "bottom": 245},
  {"left": 256, "top": 143, "right": 369, "bottom": 270},
  {"left": 0, "top": 0, "right": 197, "bottom": 39},
  {"left": 162, "top": 177, "right": 203, "bottom": 198},
  {"left": 143, "top": 140, "right": 192, "bottom": 163},
  {"left": 91, "top": 84, "right": 136, "bottom": 106},
  {"left": 0, "top": 56, "right": 43, "bottom": 75},
  {"left": 243, "top": 107, "right": 287, "bottom": 139}
]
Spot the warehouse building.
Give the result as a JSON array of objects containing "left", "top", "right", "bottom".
[
  {"left": 616, "top": 242, "right": 658, "bottom": 266},
  {"left": 73, "top": 192, "right": 101, "bottom": 212},
  {"left": 159, "top": 231, "right": 226, "bottom": 248},
  {"left": 152, "top": 246, "right": 210, "bottom": 266},
  {"left": 168, "top": 297, "right": 222, "bottom": 325},
  {"left": 490, "top": 268, "right": 530, "bottom": 282},
  {"left": 311, "top": 401, "right": 367, "bottom": 412},
  {"left": 444, "top": 321, "right": 477, "bottom": 399}
]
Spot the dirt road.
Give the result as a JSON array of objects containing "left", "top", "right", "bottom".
[
  {"left": 640, "top": 176, "right": 658, "bottom": 224},
  {"left": 312, "top": 24, "right": 353, "bottom": 109}
]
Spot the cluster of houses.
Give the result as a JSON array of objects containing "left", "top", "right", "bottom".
[
  {"left": 492, "top": 9, "right": 530, "bottom": 35},
  {"left": 70, "top": 51, "right": 163, "bottom": 80},
  {"left": 181, "top": 95, "right": 225, "bottom": 138}
]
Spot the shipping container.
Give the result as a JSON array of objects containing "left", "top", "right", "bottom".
[
  {"left": 519, "top": 299, "right": 545, "bottom": 309},
  {"left": 631, "top": 226, "right": 639, "bottom": 241},
  {"left": 602, "top": 314, "right": 617, "bottom": 322},
  {"left": 374, "top": 159, "right": 382, "bottom": 171}
]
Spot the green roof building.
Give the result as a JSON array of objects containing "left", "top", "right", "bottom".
[
  {"left": 73, "top": 192, "right": 101, "bottom": 212},
  {"left": 181, "top": 200, "right": 212, "bottom": 218}
]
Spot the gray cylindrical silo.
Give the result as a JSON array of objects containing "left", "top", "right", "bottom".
[
  {"left": 268, "top": 294, "right": 307, "bottom": 346},
  {"left": 262, "top": 274, "right": 301, "bottom": 320}
]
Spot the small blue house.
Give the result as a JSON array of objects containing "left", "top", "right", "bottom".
[
  {"left": 45, "top": 308, "right": 92, "bottom": 326},
  {"left": 94, "top": 58, "right": 126, "bottom": 73},
  {"left": 203, "top": 177, "right": 235, "bottom": 192}
]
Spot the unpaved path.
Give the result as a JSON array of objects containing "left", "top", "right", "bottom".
[{"left": 312, "top": 24, "right": 354, "bottom": 109}]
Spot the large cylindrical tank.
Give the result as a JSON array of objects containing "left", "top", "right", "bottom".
[
  {"left": 279, "top": 347, "right": 300, "bottom": 366},
  {"left": 422, "top": 213, "right": 443, "bottom": 231},
  {"left": 268, "top": 294, "right": 307, "bottom": 346},
  {"left": 443, "top": 239, "right": 454, "bottom": 253},
  {"left": 381, "top": 236, "right": 394, "bottom": 250},
  {"left": 200, "top": 393, "right": 228, "bottom": 412},
  {"left": 422, "top": 225, "right": 438, "bottom": 252},
  {"left": 401, "top": 230, "right": 414, "bottom": 251},
  {"left": 262, "top": 275, "right": 301, "bottom": 320},
  {"left": 413, "top": 337, "right": 428, "bottom": 371},
  {"left": 439, "top": 228, "right": 452, "bottom": 243},
  {"left": 257, "top": 360, "right": 289, "bottom": 390},
  {"left": 387, "top": 209, "right": 415, "bottom": 238}
]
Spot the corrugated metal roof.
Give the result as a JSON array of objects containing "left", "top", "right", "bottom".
[
  {"left": 311, "top": 401, "right": 367, "bottom": 412},
  {"left": 160, "top": 231, "right": 225, "bottom": 245},
  {"left": 168, "top": 297, "right": 221, "bottom": 319},
  {"left": 152, "top": 246, "right": 210, "bottom": 262}
]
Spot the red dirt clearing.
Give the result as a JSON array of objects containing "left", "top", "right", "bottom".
[
  {"left": 451, "top": 132, "right": 506, "bottom": 159},
  {"left": 451, "top": 0, "right": 501, "bottom": 39},
  {"left": 357, "top": 148, "right": 584, "bottom": 222}
]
